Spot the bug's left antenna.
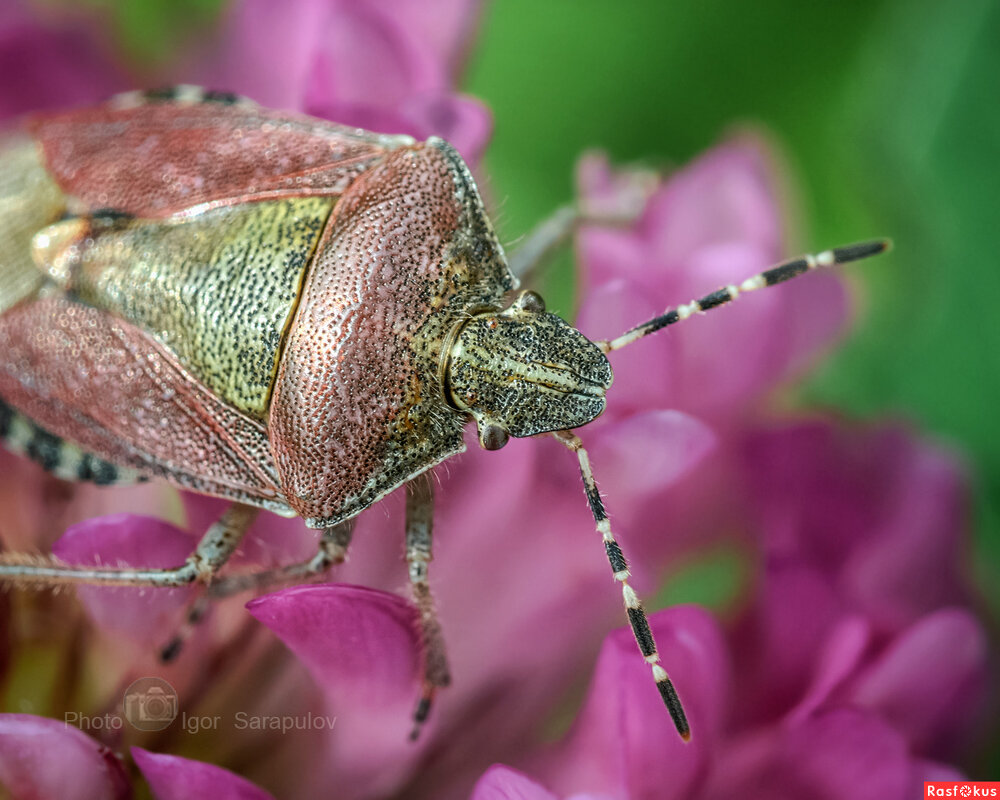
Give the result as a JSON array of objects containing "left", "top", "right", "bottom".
[
  {"left": 552, "top": 429, "right": 691, "bottom": 741},
  {"left": 598, "top": 239, "right": 891, "bottom": 353}
]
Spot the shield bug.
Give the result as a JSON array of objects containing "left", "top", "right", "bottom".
[{"left": 0, "top": 86, "right": 889, "bottom": 739}]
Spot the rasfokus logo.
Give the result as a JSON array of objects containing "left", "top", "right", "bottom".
[{"left": 926, "top": 783, "right": 1000, "bottom": 797}]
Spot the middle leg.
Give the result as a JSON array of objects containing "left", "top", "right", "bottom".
[
  {"left": 159, "top": 519, "right": 356, "bottom": 662},
  {"left": 205, "top": 519, "right": 356, "bottom": 599},
  {"left": 405, "top": 476, "right": 451, "bottom": 739}
]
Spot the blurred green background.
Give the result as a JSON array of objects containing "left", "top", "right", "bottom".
[{"left": 463, "top": 0, "right": 1000, "bottom": 622}]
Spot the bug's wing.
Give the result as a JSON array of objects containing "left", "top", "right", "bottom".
[
  {"left": 28, "top": 94, "right": 412, "bottom": 217},
  {"left": 0, "top": 295, "right": 292, "bottom": 514},
  {"left": 0, "top": 134, "right": 66, "bottom": 313}
]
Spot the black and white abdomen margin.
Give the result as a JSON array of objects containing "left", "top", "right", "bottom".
[{"left": 0, "top": 398, "right": 144, "bottom": 486}]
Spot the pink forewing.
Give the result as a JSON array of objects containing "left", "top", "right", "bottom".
[
  {"left": 29, "top": 101, "right": 398, "bottom": 217},
  {"left": 0, "top": 296, "right": 284, "bottom": 507}
]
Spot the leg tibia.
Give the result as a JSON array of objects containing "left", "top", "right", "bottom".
[{"left": 0, "top": 503, "right": 256, "bottom": 588}]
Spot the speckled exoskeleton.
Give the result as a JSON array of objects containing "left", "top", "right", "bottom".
[{"left": 0, "top": 86, "right": 888, "bottom": 739}]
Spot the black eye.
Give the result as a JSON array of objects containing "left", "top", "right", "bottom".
[
  {"left": 479, "top": 423, "right": 510, "bottom": 451},
  {"left": 516, "top": 291, "right": 545, "bottom": 314}
]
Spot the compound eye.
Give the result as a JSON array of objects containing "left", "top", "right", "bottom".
[
  {"left": 515, "top": 290, "right": 546, "bottom": 314},
  {"left": 478, "top": 421, "right": 510, "bottom": 451}
]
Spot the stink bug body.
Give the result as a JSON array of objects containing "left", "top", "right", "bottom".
[{"left": 0, "top": 87, "right": 888, "bottom": 739}]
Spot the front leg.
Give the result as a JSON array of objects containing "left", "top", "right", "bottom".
[
  {"left": 507, "top": 197, "right": 650, "bottom": 283},
  {"left": 405, "top": 476, "right": 451, "bottom": 740}
]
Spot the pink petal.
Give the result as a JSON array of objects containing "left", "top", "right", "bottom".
[
  {"left": 0, "top": 1, "right": 28, "bottom": 29},
  {"left": 741, "top": 422, "right": 904, "bottom": 562},
  {"left": 770, "top": 267, "right": 850, "bottom": 376},
  {"left": 247, "top": 583, "right": 423, "bottom": 796},
  {"left": 844, "top": 439, "right": 969, "bottom": 630},
  {"left": 534, "top": 606, "right": 729, "bottom": 800},
  {"left": 276, "top": 441, "right": 619, "bottom": 797},
  {"left": 576, "top": 280, "right": 676, "bottom": 415},
  {"left": 0, "top": 590, "right": 8, "bottom": 682},
  {"left": 386, "top": 440, "right": 617, "bottom": 735},
  {"left": 247, "top": 584, "right": 419, "bottom": 711},
  {"left": 574, "top": 223, "right": 654, "bottom": 299},
  {"left": 847, "top": 608, "right": 990, "bottom": 755},
  {"left": 133, "top": 747, "right": 275, "bottom": 800},
  {"left": 595, "top": 442, "right": 732, "bottom": 572},
  {"left": 586, "top": 410, "right": 719, "bottom": 582},
  {"left": 655, "top": 243, "right": 813, "bottom": 418},
  {"left": 575, "top": 141, "right": 848, "bottom": 423},
  {"left": 0, "top": 714, "right": 131, "bottom": 800},
  {"left": 582, "top": 238, "right": 842, "bottom": 423},
  {"left": 471, "top": 765, "right": 559, "bottom": 800},
  {"left": 577, "top": 139, "right": 782, "bottom": 294},
  {"left": 773, "top": 711, "right": 911, "bottom": 800},
  {"left": 576, "top": 151, "right": 658, "bottom": 221},
  {"left": 180, "top": 0, "right": 485, "bottom": 139},
  {"left": 304, "top": 99, "right": 425, "bottom": 138},
  {"left": 304, "top": 3, "right": 443, "bottom": 110},
  {"left": 728, "top": 561, "right": 843, "bottom": 726},
  {"left": 589, "top": 410, "right": 716, "bottom": 502},
  {"left": 916, "top": 760, "right": 965, "bottom": 783},
  {"left": 309, "top": 93, "right": 493, "bottom": 167},
  {"left": 706, "top": 710, "right": 911, "bottom": 800},
  {"left": 0, "top": 15, "right": 127, "bottom": 120},
  {"left": 642, "top": 138, "right": 783, "bottom": 269},
  {"left": 428, "top": 435, "right": 609, "bottom": 670},
  {"left": 785, "top": 615, "right": 871, "bottom": 727},
  {"left": 574, "top": 196, "right": 650, "bottom": 296},
  {"left": 742, "top": 422, "right": 971, "bottom": 629},
  {"left": 0, "top": 451, "right": 61, "bottom": 551},
  {"left": 373, "top": 0, "right": 483, "bottom": 78},
  {"left": 65, "top": 481, "right": 181, "bottom": 540},
  {"left": 180, "top": 0, "right": 330, "bottom": 109},
  {"left": 400, "top": 92, "right": 493, "bottom": 165},
  {"left": 51, "top": 515, "right": 196, "bottom": 645}
]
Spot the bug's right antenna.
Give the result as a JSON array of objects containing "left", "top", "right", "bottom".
[
  {"left": 598, "top": 239, "right": 891, "bottom": 353},
  {"left": 552, "top": 429, "right": 690, "bottom": 741}
]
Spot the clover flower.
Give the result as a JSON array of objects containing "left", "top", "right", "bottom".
[{"left": 488, "top": 423, "right": 987, "bottom": 800}]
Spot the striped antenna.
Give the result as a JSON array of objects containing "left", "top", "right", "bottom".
[
  {"left": 568, "top": 238, "right": 890, "bottom": 739},
  {"left": 599, "top": 239, "right": 891, "bottom": 353}
]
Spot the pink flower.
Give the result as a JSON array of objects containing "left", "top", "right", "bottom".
[
  {"left": 0, "top": 2, "right": 128, "bottom": 118},
  {"left": 730, "top": 422, "right": 989, "bottom": 754},
  {"left": 0, "top": 714, "right": 277, "bottom": 800},
  {"left": 470, "top": 766, "right": 564, "bottom": 800},
  {"left": 740, "top": 422, "right": 971, "bottom": 636},
  {"left": 179, "top": 0, "right": 490, "bottom": 163},
  {"left": 0, "top": 715, "right": 131, "bottom": 800},
  {"left": 0, "top": 0, "right": 489, "bottom": 165},
  {"left": 473, "top": 430, "right": 987, "bottom": 800},
  {"left": 566, "top": 141, "right": 853, "bottom": 580},
  {"left": 133, "top": 748, "right": 277, "bottom": 800},
  {"left": 575, "top": 144, "right": 849, "bottom": 427}
]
